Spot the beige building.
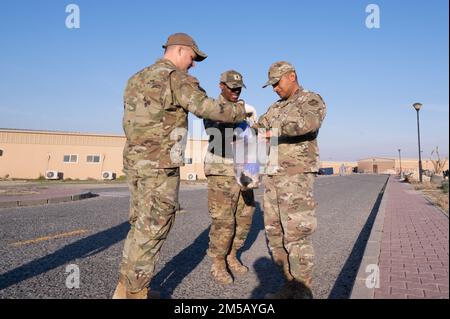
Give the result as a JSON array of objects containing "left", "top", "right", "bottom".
[
  {"left": 1, "top": 129, "right": 446, "bottom": 181},
  {"left": 357, "top": 158, "right": 396, "bottom": 174},
  {"left": 0, "top": 128, "right": 210, "bottom": 181},
  {"left": 0, "top": 129, "right": 126, "bottom": 180},
  {"left": 357, "top": 157, "right": 448, "bottom": 175},
  {"left": 181, "top": 138, "right": 209, "bottom": 180}
]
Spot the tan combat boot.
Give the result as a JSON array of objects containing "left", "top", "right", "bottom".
[
  {"left": 112, "top": 282, "right": 160, "bottom": 299},
  {"left": 226, "top": 249, "right": 248, "bottom": 275},
  {"left": 112, "top": 281, "right": 127, "bottom": 299},
  {"left": 125, "top": 287, "right": 148, "bottom": 299},
  {"left": 210, "top": 257, "right": 233, "bottom": 285},
  {"left": 112, "top": 281, "right": 148, "bottom": 299},
  {"left": 271, "top": 247, "right": 294, "bottom": 281}
]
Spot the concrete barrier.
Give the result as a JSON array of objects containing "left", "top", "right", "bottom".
[{"left": 0, "top": 192, "right": 96, "bottom": 209}]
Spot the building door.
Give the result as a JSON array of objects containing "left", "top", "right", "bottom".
[{"left": 373, "top": 165, "right": 378, "bottom": 174}]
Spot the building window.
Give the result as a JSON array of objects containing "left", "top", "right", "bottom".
[
  {"left": 184, "top": 157, "right": 193, "bottom": 164},
  {"left": 63, "top": 154, "right": 78, "bottom": 163},
  {"left": 0, "top": 149, "right": 3, "bottom": 156},
  {"left": 87, "top": 155, "right": 101, "bottom": 163}
]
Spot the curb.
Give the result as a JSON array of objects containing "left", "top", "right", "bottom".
[
  {"left": 0, "top": 192, "right": 97, "bottom": 209},
  {"left": 421, "top": 193, "right": 449, "bottom": 219},
  {"left": 350, "top": 175, "right": 391, "bottom": 299}
]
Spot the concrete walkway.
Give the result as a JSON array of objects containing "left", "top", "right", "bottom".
[{"left": 352, "top": 176, "right": 449, "bottom": 299}]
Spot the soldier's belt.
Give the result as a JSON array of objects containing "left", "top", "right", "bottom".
[
  {"left": 272, "top": 131, "right": 318, "bottom": 145},
  {"left": 161, "top": 168, "right": 180, "bottom": 177}
]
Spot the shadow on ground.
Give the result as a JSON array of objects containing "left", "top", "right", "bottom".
[
  {"left": 248, "top": 201, "right": 284, "bottom": 298},
  {"left": 150, "top": 227, "right": 210, "bottom": 298},
  {"left": 152, "top": 200, "right": 268, "bottom": 298},
  {"left": 250, "top": 257, "right": 284, "bottom": 298},
  {"left": 0, "top": 222, "right": 129, "bottom": 291}
]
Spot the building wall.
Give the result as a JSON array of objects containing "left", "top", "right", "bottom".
[
  {"left": 357, "top": 158, "right": 396, "bottom": 174},
  {"left": 357, "top": 158, "right": 448, "bottom": 174},
  {"left": 0, "top": 129, "right": 125, "bottom": 180},
  {"left": 181, "top": 138, "right": 209, "bottom": 180},
  {"left": 1, "top": 129, "right": 447, "bottom": 180},
  {"left": 394, "top": 158, "right": 448, "bottom": 174},
  {"left": 0, "top": 129, "right": 211, "bottom": 180}
]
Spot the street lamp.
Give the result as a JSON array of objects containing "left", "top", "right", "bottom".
[
  {"left": 413, "top": 103, "right": 423, "bottom": 183},
  {"left": 398, "top": 148, "right": 403, "bottom": 179}
]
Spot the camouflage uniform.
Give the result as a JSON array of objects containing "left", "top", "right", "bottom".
[
  {"left": 204, "top": 95, "right": 256, "bottom": 259},
  {"left": 204, "top": 71, "right": 256, "bottom": 284},
  {"left": 206, "top": 176, "right": 255, "bottom": 258},
  {"left": 119, "top": 58, "right": 246, "bottom": 293},
  {"left": 258, "top": 61, "right": 326, "bottom": 291}
]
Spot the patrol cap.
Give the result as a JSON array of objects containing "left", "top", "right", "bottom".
[
  {"left": 220, "top": 70, "right": 246, "bottom": 89},
  {"left": 262, "top": 61, "right": 296, "bottom": 88},
  {"left": 162, "top": 33, "right": 208, "bottom": 62}
]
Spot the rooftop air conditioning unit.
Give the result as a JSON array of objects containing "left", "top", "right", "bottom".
[
  {"left": 102, "top": 171, "right": 116, "bottom": 180},
  {"left": 45, "top": 170, "right": 61, "bottom": 180},
  {"left": 187, "top": 173, "right": 197, "bottom": 181}
]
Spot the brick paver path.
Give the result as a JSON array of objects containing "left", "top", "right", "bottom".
[{"left": 374, "top": 177, "right": 449, "bottom": 299}]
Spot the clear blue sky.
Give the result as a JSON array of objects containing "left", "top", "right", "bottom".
[{"left": 0, "top": 0, "right": 448, "bottom": 161}]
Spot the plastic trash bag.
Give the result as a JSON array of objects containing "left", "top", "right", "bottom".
[{"left": 233, "top": 121, "right": 261, "bottom": 190}]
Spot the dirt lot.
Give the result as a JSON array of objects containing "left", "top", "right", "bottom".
[{"left": 412, "top": 180, "right": 449, "bottom": 214}]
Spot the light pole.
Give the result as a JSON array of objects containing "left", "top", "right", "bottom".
[
  {"left": 398, "top": 148, "right": 403, "bottom": 179},
  {"left": 413, "top": 103, "right": 423, "bottom": 183}
]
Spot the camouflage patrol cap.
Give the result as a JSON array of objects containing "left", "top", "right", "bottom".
[
  {"left": 162, "top": 32, "right": 208, "bottom": 62},
  {"left": 262, "top": 61, "right": 296, "bottom": 88},
  {"left": 220, "top": 70, "right": 246, "bottom": 89}
]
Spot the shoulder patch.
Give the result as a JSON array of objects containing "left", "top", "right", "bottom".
[
  {"left": 172, "top": 71, "right": 199, "bottom": 91},
  {"left": 308, "top": 98, "right": 319, "bottom": 106},
  {"left": 305, "top": 92, "right": 324, "bottom": 107}
]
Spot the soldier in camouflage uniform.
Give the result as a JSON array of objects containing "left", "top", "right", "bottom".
[
  {"left": 204, "top": 70, "right": 256, "bottom": 285},
  {"left": 112, "top": 33, "right": 246, "bottom": 299},
  {"left": 257, "top": 61, "right": 326, "bottom": 298}
]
